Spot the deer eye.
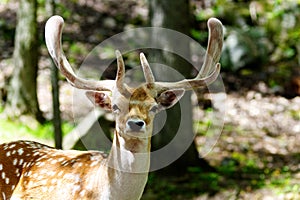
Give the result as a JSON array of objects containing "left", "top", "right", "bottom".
[
  {"left": 149, "top": 105, "right": 159, "bottom": 113},
  {"left": 112, "top": 104, "right": 120, "bottom": 113}
]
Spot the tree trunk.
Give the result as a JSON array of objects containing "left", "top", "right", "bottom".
[
  {"left": 149, "top": 0, "right": 213, "bottom": 175},
  {"left": 46, "top": 0, "right": 63, "bottom": 149},
  {"left": 5, "top": 0, "right": 43, "bottom": 122}
]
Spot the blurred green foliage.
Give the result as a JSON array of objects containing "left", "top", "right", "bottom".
[
  {"left": 193, "top": 0, "right": 300, "bottom": 83},
  {"left": 0, "top": 106, "right": 73, "bottom": 141},
  {"left": 0, "top": 119, "right": 73, "bottom": 140},
  {"left": 0, "top": 0, "right": 9, "bottom": 3}
]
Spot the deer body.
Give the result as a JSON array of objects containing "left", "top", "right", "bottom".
[
  {"left": 1, "top": 141, "right": 109, "bottom": 200},
  {"left": 0, "top": 15, "right": 223, "bottom": 200},
  {"left": 1, "top": 134, "right": 149, "bottom": 199}
]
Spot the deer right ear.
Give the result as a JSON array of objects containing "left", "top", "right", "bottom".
[
  {"left": 86, "top": 91, "right": 112, "bottom": 111},
  {"left": 156, "top": 89, "right": 185, "bottom": 111}
]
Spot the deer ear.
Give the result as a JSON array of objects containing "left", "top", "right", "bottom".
[
  {"left": 86, "top": 91, "right": 112, "bottom": 111},
  {"left": 156, "top": 89, "right": 185, "bottom": 110}
]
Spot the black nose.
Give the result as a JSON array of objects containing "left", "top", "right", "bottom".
[{"left": 127, "top": 120, "right": 145, "bottom": 131}]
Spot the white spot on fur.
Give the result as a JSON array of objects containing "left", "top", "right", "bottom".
[
  {"left": 50, "top": 159, "right": 57, "bottom": 165},
  {"left": 38, "top": 162, "right": 45, "bottom": 167},
  {"left": 48, "top": 185, "right": 55, "bottom": 192},
  {"left": 2, "top": 192, "right": 6, "bottom": 200},
  {"left": 42, "top": 187, "right": 48, "bottom": 193},
  {"left": 17, "top": 148, "right": 24, "bottom": 155},
  {"left": 47, "top": 171, "right": 56, "bottom": 177},
  {"left": 13, "top": 158, "right": 18, "bottom": 166},
  {"left": 76, "top": 162, "right": 83, "bottom": 167},
  {"left": 79, "top": 190, "right": 86, "bottom": 197},
  {"left": 40, "top": 179, "right": 47, "bottom": 185},
  {"left": 90, "top": 161, "right": 98, "bottom": 167},
  {"left": 72, "top": 185, "right": 81, "bottom": 195},
  {"left": 51, "top": 179, "right": 57, "bottom": 184},
  {"left": 63, "top": 173, "right": 75, "bottom": 180},
  {"left": 33, "top": 152, "right": 40, "bottom": 157},
  {"left": 74, "top": 174, "right": 81, "bottom": 183},
  {"left": 57, "top": 171, "right": 63, "bottom": 177}
]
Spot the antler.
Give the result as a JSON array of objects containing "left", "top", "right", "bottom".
[
  {"left": 45, "top": 15, "right": 115, "bottom": 91},
  {"left": 140, "top": 53, "right": 155, "bottom": 84},
  {"left": 143, "top": 17, "right": 223, "bottom": 91},
  {"left": 45, "top": 15, "right": 223, "bottom": 96},
  {"left": 115, "top": 50, "right": 131, "bottom": 97}
]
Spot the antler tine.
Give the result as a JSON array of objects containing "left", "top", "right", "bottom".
[
  {"left": 115, "top": 50, "right": 131, "bottom": 97},
  {"left": 154, "top": 17, "right": 223, "bottom": 91},
  {"left": 140, "top": 53, "right": 155, "bottom": 84},
  {"left": 198, "top": 18, "right": 223, "bottom": 77},
  {"left": 45, "top": 15, "right": 114, "bottom": 91}
]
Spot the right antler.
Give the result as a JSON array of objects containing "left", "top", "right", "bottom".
[
  {"left": 140, "top": 18, "right": 223, "bottom": 92},
  {"left": 45, "top": 16, "right": 116, "bottom": 92}
]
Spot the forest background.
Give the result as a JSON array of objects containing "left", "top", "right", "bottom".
[{"left": 0, "top": 0, "right": 300, "bottom": 199}]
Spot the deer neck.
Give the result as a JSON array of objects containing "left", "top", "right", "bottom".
[
  {"left": 96, "top": 130, "right": 151, "bottom": 200},
  {"left": 108, "top": 129, "right": 152, "bottom": 173}
]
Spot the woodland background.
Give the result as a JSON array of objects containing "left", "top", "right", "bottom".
[{"left": 0, "top": 0, "right": 300, "bottom": 199}]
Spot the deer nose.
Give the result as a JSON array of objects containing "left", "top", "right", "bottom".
[{"left": 126, "top": 119, "right": 145, "bottom": 132}]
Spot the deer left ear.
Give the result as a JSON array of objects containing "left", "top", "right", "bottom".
[
  {"left": 156, "top": 89, "right": 185, "bottom": 110},
  {"left": 86, "top": 91, "right": 112, "bottom": 111}
]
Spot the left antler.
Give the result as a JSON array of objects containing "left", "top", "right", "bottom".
[
  {"left": 140, "top": 18, "right": 223, "bottom": 92},
  {"left": 45, "top": 15, "right": 115, "bottom": 92}
]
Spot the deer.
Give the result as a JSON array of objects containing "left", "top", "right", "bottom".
[{"left": 0, "top": 15, "right": 223, "bottom": 200}]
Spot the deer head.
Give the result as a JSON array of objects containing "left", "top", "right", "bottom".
[{"left": 45, "top": 16, "right": 223, "bottom": 154}]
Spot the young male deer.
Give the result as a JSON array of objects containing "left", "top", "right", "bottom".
[{"left": 0, "top": 15, "right": 223, "bottom": 200}]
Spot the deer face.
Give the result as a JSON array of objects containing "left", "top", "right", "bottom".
[
  {"left": 86, "top": 84, "right": 185, "bottom": 139},
  {"left": 114, "top": 87, "right": 157, "bottom": 136}
]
